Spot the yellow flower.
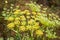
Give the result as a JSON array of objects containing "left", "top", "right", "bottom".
[
  {"left": 26, "top": 16, "right": 30, "bottom": 19},
  {"left": 35, "top": 30, "right": 43, "bottom": 36},
  {"left": 26, "top": 25, "right": 39, "bottom": 31},
  {"left": 31, "top": 16, "right": 35, "bottom": 19},
  {"left": 20, "top": 16, "right": 26, "bottom": 20},
  {"left": 35, "top": 22, "right": 39, "bottom": 26},
  {"left": 15, "top": 17, "right": 20, "bottom": 20},
  {"left": 19, "top": 26, "right": 26, "bottom": 32},
  {"left": 32, "top": 12, "right": 36, "bottom": 15},
  {"left": 28, "top": 19, "right": 35, "bottom": 25},
  {"left": 7, "top": 17, "right": 14, "bottom": 21},
  {"left": 32, "top": 26, "right": 39, "bottom": 30},
  {"left": 32, "top": 23, "right": 39, "bottom": 30},
  {"left": 14, "top": 20, "right": 20, "bottom": 25},
  {"left": 21, "top": 11, "right": 25, "bottom": 14},
  {"left": 7, "top": 23, "right": 15, "bottom": 29},
  {"left": 24, "top": 10, "right": 29, "bottom": 13},
  {"left": 37, "top": 13, "right": 41, "bottom": 16},
  {"left": 14, "top": 10, "right": 20, "bottom": 15},
  {"left": 26, "top": 12, "right": 30, "bottom": 15},
  {"left": 26, "top": 25, "right": 32, "bottom": 30},
  {"left": 21, "top": 21, "right": 26, "bottom": 26}
]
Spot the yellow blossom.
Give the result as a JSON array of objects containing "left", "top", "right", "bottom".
[
  {"left": 7, "top": 23, "right": 15, "bottom": 29},
  {"left": 21, "top": 11, "right": 26, "bottom": 14},
  {"left": 24, "top": 10, "right": 29, "bottom": 13},
  {"left": 7, "top": 17, "right": 14, "bottom": 21},
  {"left": 31, "top": 16, "right": 35, "bottom": 19},
  {"left": 15, "top": 17, "right": 20, "bottom": 20},
  {"left": 21, "top": 21, "right": 26, "bottom": 26},
  {"left": 14, "top": 10, "right": 20, "bottom": 15},
  {"left": 35, "top": 22, "right": 39, "bottom": 26},
  {"left": 32, "top": 12, "right": 36, "bottom": 15},
  {"left": 26, "top": 25, "right": 32, "bottom": 30},
  {"left": 28, "top": 19, "right": 35, "bottom": 25},
  {"left": 26, "top": 16, "right": 30, "bottom": 19},
  {"left": 14, "top": 20, "right": 20, "bottom": 25},
  {"left": 31, "top": 22, "right": 40, "bottom": 30},
  {"left": 19, "top": 26, "right": 26, "bottom": 32},
  {"left": 37, "top": 13, "right": 41, "bottom": 16},
  {"left": 20, "top": 16, "right": 26, "bottom": 20},
  {"left": 26, "top": 12, "right": 30, "bottom": 15},
  {"left": 32, "top": 26, "right": 39, "bottom": 30},
  {"left": 35, "top": 30, "right": 43, "bottom": 36}
]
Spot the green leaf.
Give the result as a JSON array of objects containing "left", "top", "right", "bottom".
[{"left": 2, "top": 13, "right": 6, "bottom": 17}]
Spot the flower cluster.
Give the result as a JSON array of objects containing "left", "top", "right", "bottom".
[
  {"left": 2, "top": 3, "right": 60, "bottom": 40},
  {"left": 6, "top": 9, "right": 43, "bottom": 32},
  {"left": 2, "top": 8, "right": 44, "bottom": 36}
]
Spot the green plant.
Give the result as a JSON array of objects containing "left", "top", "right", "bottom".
[
  {"left": 2, "top": 2, "right": 60, "bottom": 40},
  {"left": 26, "top": 2, "right": 41, "bottom": 12}
]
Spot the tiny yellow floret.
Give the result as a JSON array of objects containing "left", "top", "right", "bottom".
[
  {"left": 7, "top": 23, "right": 15, "bottom": 29},
  {"left": 35, "top": 30, "right": 43, "bottom": 36}
]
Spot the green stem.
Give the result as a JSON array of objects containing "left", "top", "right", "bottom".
[
  {"left": 30, "top": 30, "right": 34, "bottom": 40},
  {"left": 43, "top": 37, "right": 44, "bottom": 40},
  {"left": 48, "top": 38, "right": 49, "bottom": 40}
]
